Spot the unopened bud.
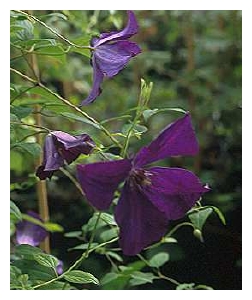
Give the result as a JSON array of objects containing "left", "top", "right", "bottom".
[{"left": 193, "top": 229, "right": 204, "bottom": 242}]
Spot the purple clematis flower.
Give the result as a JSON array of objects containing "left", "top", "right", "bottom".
[
  {"left": 16, "top": 211, "right": 48, "bottom": 246},
  {"left": 80, "top": 10, "right": 141, "bottom": 105},
  {"left": 36, "top": 131, "right": 95, "bottom": 180},
  {"left": 56, "top": 260, "right": 64, "bottom": 275},
  {"left": 77, "top": 113, "right": 210, "bottom": 255}
]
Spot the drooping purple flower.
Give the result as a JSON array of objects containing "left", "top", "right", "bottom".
[
  {"left": 77, "top": 113, "right": 210, "bottom": 255},
  {"left": 16, "top": 211, "right": 48, "bottom": 247},
  {"left": 56, "top": 260, "right": 64, "bottom": 275},
  {"left": 36, "top": 131, "right": 95, "bottom": 180},
  {"left": 80, "top": 10, "right": 141, "bottom": 106}
]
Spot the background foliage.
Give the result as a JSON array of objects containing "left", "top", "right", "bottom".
[{"left": 10, "top": 10, "right": 241, "bottom": 290}]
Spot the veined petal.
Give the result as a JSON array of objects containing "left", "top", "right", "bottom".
[
  {"left": 115, "top": 181, "right": 169, "bottom": 256},
  {"left": 94, "top": 41, "right": 141, "bottom": 77},
  {"left": 80, "top": 57, "right": 104, "bottom": 106},
  {"left": 77, "top": 159, "right": 132, "bottom": 210},
  {"left": 134, "top": 113, "right": 199, "bottom": 168},
  {"left": 143, "top": 167, "right": 210, "bottom": 220},
  {"left": 93, "top": 11, "right": 139, "bottom": 47}
]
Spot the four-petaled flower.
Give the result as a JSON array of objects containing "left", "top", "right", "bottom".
[
  {"left": 80, "top": 10, "right": 141, "bottom": 105},
  {"left": 77, "top": 113, "right": 210, "bottom": 255},
  {"left": 16, "top": 211, "right": 48, "bottom": 247},
  {"left": 36, "top": 131, "right": 95, "bottom": 180}
]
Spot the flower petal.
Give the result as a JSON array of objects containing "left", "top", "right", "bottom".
[
  {"left": 134, "top": 113, "right": 199, "bottom": 168},
  {"left": 52, "top": 131, "right": 95, "bottom": 164},
  {"left": 16, "top": 211, "right": 48, "bottom": 246},
  {"left": 94, "top": 41, "right": 141, "bottom": 77},
  {"left": 77, "top": 159, "right": 132, "bottom": 210},
  {"left": 115, "top": 181, "right": 169, "bottom": 256},
  {"left": 143, "top": 167, "right": 210, "bottom": 220},
  {"left": 93, "top": 11, "right": 139, "bottom": 47},
  {"left": 80, "top": 57, "right": 104, "bottom": 105},
  {"left": 36, "top": 134, "right": 64, "bottom": 179}
]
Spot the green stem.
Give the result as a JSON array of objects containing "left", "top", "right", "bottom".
[
  {"left": 33, "top": 212, "right": 104, "bottom": 290},
  {"left": 60, "top": 167, "right": 85, "bottom": 197},
  {"left": 157, "top": 271, "right": 181, "bottom": 286},
  {"left": 10, "top": 67, "right": 122, "bottom": 149},
  {"left": 167, "top": 222, "right": 195, "bottom": 237},
  {"left": 14, "top": 10, "right": 93, "bottom": 50},
  {"left": 10, "top": 121, "right": 50, "bottom": 133}
]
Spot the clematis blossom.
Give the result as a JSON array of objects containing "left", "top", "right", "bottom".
[
  {"left": 36, "top": 131, "right": 95, "bottom": 180},
  {"left": 77, "top": 113, "right": 210, "bottom": 255},
  {"left": 16, "top": 211, "right": 48, "bottom": 246},
  {"left": 80, "top": 10, "right": 141, "bottom": 105}
]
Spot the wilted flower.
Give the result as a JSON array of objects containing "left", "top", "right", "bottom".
[
  {"left": 77, "top": 113, "right": 210, "bottom": 255},
  {"left": 80, "top": 10, "right": 141, "bottom": 105},
  {"left": 36, "top": 131, "right": 95, "bottom": 180},
  {"left": 16, "top": 211, "right": 48, "bottom": 246}
]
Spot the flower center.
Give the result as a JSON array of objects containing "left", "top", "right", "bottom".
[{"left": 129, "top": 168, "right": 152, "bottom": 187}]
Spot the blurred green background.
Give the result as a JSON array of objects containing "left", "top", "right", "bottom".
[{"left": 10, "top": 10, "right": 242, "bottom": 289}]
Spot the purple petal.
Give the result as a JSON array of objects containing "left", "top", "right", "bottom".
[
  {"left": 36, "top": 166, "right": 54, "bottom": 180},
  {"left": 134, "top": 113, "right": 199, "bottom": 168},
  {"left": 56, "top": 260, "right": 64, "bottom": 275},
  {"left": 36, "top": 134, "right": 64, "bottom": 180},
  {"left": 52, "top": 131, "right": 95, "bottom": 164},
  {"left": 80, "top": 57, "right": 104, "bottom": 105},
  {"left": 16, "top": 211, "right": 48, "bottom": 246},
  {"left": 94, "top": 41, "right": 141, "bottom": 78},
  {"left": 115, "top": 181, "right": 169, "bottom": 256},
  {"left": 93, "top": 11, "right": 139, "bottom": 47},
  {"left": 77, "top": 159, "right": 132, "bottom": 210},
  {"left": 142, "top": 167, "right": 210, "bottom": 220}
]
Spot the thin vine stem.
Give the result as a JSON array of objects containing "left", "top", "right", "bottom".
[
  {"left": 167, "top": 222, "right": 195, "bottom": 237},
  {"left": 59, "top": 167, "right": 85, "bottom": 196},
  {"left": 10, "top": 121, "right": 51, "bottom": 133},
  {"left": 14, "top": 10, "right": 94, "bottom": 50},
  {"left": 10, "top": 67, "right": 123, "bottom": 149},
  {"left": 32, "top": 212, "right": 107, "bottom": 290}
]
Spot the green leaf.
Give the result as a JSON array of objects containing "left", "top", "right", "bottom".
[
  {"left": 63, "top": 271, "right": 99, "bottom": 285},
  {"left": 15, "top": 244, "right": 42, "bottom": 260},
  {"left": 10, "top": 200, "right": 22, "bottom": 221},
  {"left": 12, "top": 142, "right": 41, "bottom": 157},
  {"left": 69, "top": 242, "right": 98, "bottom": 251},
  {"left": 61, "top": 112, "right": 101, "bottom": 129},
  {"left": 129, "top": 271, "right": 156, "bottom": 286},
  {"left": 83, "top": 212, "right": 117, "bottom": 232},
  {"left": 142, "top": 109, "right": 159, "bottom": 121},
  {"left": 34, "top": 253, "right": 58, "bottom": 269},
  {"left": 188, "top": 207, "right": 213, "bottom": 231},
  {"left": 34, "top": 45, "right": 66, "bottom": 56},
  {"left": 43, "top": 222, "right": 64, "bottom": 232},
  {"left": 106, "top": 251, "right": 123, "bottom": 262},
  {"left": 69, "top": 36, "right": 91, "bottom": 58},
  {"left": 100, "top": 272, "right": 119, "bottom": 285},
  {"left": 37, "top": 281, "right": 76, "bottom": 290},
  {"left": 12, "top": 259, "right": 55, "bottom": 282},
  {"left": 99, "top": 228, "right": 118, "bottom": 242},
  {"left": 148, "top": 252, "right": 170, "bottom": 268},
  {"left": 10, "top": 105, "right": 33, "bottom": 119},
  {"left": 14, "top": 19, "right": 34, "bottom": 40},
  {"left": 100, "top": 213, "right": 117, "bottom": 226},
  {"left": 64, "top": 231, "right": 82, "bottom": 238},
  {"left": 176, "top": 283, "right": 196, "bottom": 290}
]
